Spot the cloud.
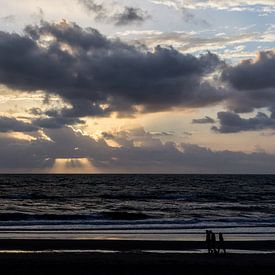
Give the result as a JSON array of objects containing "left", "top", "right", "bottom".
[
  {"left": 212, "top": 111, "right": 275, "bottom": 133},
  {"left": 1, "top": 126, "right": 275, "bottom": 173},
  {"left": 78, "top": 0, "right": 150, "bottom": 26},
  {"left": 113, "top": 7, "right": 150, "bottom": 26},
  {"left": 222, "top": 50, "right": 275, "bottom": 91},
  {"left": 151, "top": 0, "right": 275, "bottom": 13},
  {"left": 0, "top": 117, "right": 37, "bottom": 132},
  {"left": 149, "top": 131, "right": 175, "bottom": 137},
  {"left": 86, "top": 127, "right": 275, "bottom": 173},
  {"left": 0, "top": 21, "right": 225, "bottom": 119},
  {"left": 31, "top": 7, "right": 45, "bottom": 22},
  {"left": 192, "top": 116, "right": 215, "bottom": 124},
  {"left": 221, "top": 50, "right": 275, "bottom": 113},
  {"left": 78, "top": 0, "right": 106, "bottom": 21},
  {"left": 181, "top": 8, "right": 210, "bottom": 26},
  {"left": 78, "top": 0, "right": 104, "bottom": 13},
  {"left": 123, "top": 30, "right": 259, "bottom": 56},
  {"left": 0, "top": 127, "right": 110, "bottom": 170},
  {"left": 0, "top": 15, "right": 16, "bottom": 23},
  {"left": 31, "top": 109, "right": 86, "bottom": 129},
  {"left": 2, "top": 21, "right": 275, "bottom": 136},
  {"left": 33, "top": 116, "right": 85, "bottom": 129},
  {"left": 0, "top": 135, "right": 54, "bottom": 170}
]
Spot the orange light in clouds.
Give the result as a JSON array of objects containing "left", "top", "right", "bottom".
[{"left": 50, "top": 158, "right": 97, "bottom": 173}]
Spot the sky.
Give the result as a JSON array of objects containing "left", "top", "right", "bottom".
[{"left": 0, "top": 0, "right": 275, "bottom": 173}]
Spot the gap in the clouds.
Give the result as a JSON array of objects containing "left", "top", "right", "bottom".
[{"left": 51, "top": 158, "right": 96, "bottom": 173}]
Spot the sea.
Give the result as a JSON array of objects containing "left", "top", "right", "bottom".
[{"left": 0, "top": 174, "right": 274, "bottom": 241}]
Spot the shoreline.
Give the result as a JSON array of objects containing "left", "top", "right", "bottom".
[
  {"left": 0, "top": 237, "right": 274, "bottom": 274},
  {"left": 0, "top": 239, "right": 275, "bottom": 251}
]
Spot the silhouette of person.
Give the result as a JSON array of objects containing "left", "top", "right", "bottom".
[
  {"left": 211, "top": 232, "right": 217, "bottom": 254},
  {"left": 218, "top": 233, "right": 226, "bottom": 254},
  {"left": 206, "top": 230, "right": 211, "bottom": 254}
]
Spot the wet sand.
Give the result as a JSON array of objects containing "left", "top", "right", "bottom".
[
  {"left": 0, "top": 239, "right": 274, "bottom": 274},
  {"left": 0, "top": 252, "right": 274, "bottom": 275},
  {"left": 0, "top": 239, "right": 275, "bottom": 251}
]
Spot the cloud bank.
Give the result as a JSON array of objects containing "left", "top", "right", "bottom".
[
  {"left": 151, "top": 0, "right": 275, "bottom": 13},
  {"left": 0, "top": 19, "right": 275, "bottom": 172},
  {"left": 213, "top": 112, "right": 275, "bottom": 133},
  {"left": 0, "top": 117, "right": 38, "bottom": 133},
  {"left": 0, "top": 21, "right": 225, "bottom": 121},
  {"left": 0, "top": 20, "right": 275, "bottom": 134},
  {"left": 1, "top": 127, "right": 275, "bottom": 173}
]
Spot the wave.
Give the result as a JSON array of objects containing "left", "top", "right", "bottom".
[
  {"left": 0, "top": 213, "right": 94, "bottom": 221},
  {"left": 100, "top": 211, "right": 150, "bottom": 220},
  {"left": 0, "top": 211, "right": 151, "bottom": 222},
  {"left": 0, "top": 213, "right": 275, "bottom": 231}
]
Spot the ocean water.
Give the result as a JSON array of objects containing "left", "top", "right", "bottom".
[{"left": 0, "top": 174, "right": 274, "bottom": 239}]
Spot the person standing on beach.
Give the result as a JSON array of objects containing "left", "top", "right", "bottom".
[
  {"left": 206, "top": 230, "right": 211, "bottom": 254},
  {"left": 218, "top": 233, "right": 226, "bottom": 254},
  {"left": 211, "top": 232, "right": 217, "bottom": 254}
]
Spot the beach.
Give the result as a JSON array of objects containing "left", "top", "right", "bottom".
[
  {"left": 0, "top": 239, "right": 274, "bottom": 274},
  {"left": 0, "top": 250, "right": 274, "bottom": 275},
  {"left": 0, "top": 174, "right": 273, "bottom": 274}
]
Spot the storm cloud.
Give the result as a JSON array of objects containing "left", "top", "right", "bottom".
[
  {"left": 113, "top": 7, "right": 150, "bottom": 26},
  {"left": 1, "top": 126, "right": 275, "bottom": 173},
  {"left": 212, "top": 111, "right": 275, "bottom": 133},
  {"left": 78, "top": 0, "right": 104, "bottom": 14},
  {"left": 33, "top": 116, "right": 85, "bottom": 129},
  {"left": 78, "top": 0, "right": 150, "bottom": 25},
  {"left": 1, "top": 21, "right": 275, "bottom": 135},
  {"left": 0, "top": 117, "right": 38, "bottom": 133},
  {"left": 222, "top": 51, "right": 275, "bottom": 91},
  {"left": 222, "top": 51, "right": 275, "bottom": 114},
  {"left": 0, "top": 21, "right": 225, "bottom": 120}
]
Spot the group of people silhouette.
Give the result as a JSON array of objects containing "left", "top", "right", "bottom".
[{"left": 206, "top": 230, "right": 226, "bottom": 254}]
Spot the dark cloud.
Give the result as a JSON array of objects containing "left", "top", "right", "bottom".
[
  {"left": 78, "top": 0, "right": 104, "bottom": 13},
  {"left": 196, "top": 49, "right": 275, "bottom": 133},
  {"left": 30, "top": 108, "right": 85, "bottom": 129},
  {"left": 1, "top": 127, "right": 274, "bottom": 173},
  {"left": 0, "top": 117, "right": 37, "bottom": 133},
  {"left": 225, "top": 88, "right": 275, "bottom": 114},
  {"left": 113, "top": 7, "right": 150, "bottom": 26},
  {"left": 222, "top": 51, "right": 275, "bottom": 91},
  {"left": 0, "top": 21, "right": 225, "bottom": 120},
  {"left": 192, "top": 116, "right": 215, "bottom": 124},
  {"left": 182, "top": 8, "right": 210, "bottom": 26},
  {"left": 78, "top": 0, "right": 106, "bottom": 21},
  {"left": 149, "top": 131, "right": 174, "bottom": 137},
  {"left": 3, "top": 22, "right": 275, "bottom": 136},
  {"left": 0, "top": 127, "right": 109, "bottom": 170},
  {"left": 212, "top": 111, "right": 275, "bottom": 133},
  {"left": 176, "top": 143, "right": 275, "bottom": 174},
  {"left": 33, "top": 116, "right": 85, "bottom": 129},
  {"left": 222, "top": 50, "right": 275, "bottom": 114},
  {"left": 78, "top": 0, "right": 150, "bottom": 26},
  {"left": 0, "top": 135, "right": 54, "bottom": 170}
]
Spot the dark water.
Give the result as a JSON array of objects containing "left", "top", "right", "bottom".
[{"left": 0, "top": 174, "right": 274, "bottom": 231}]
